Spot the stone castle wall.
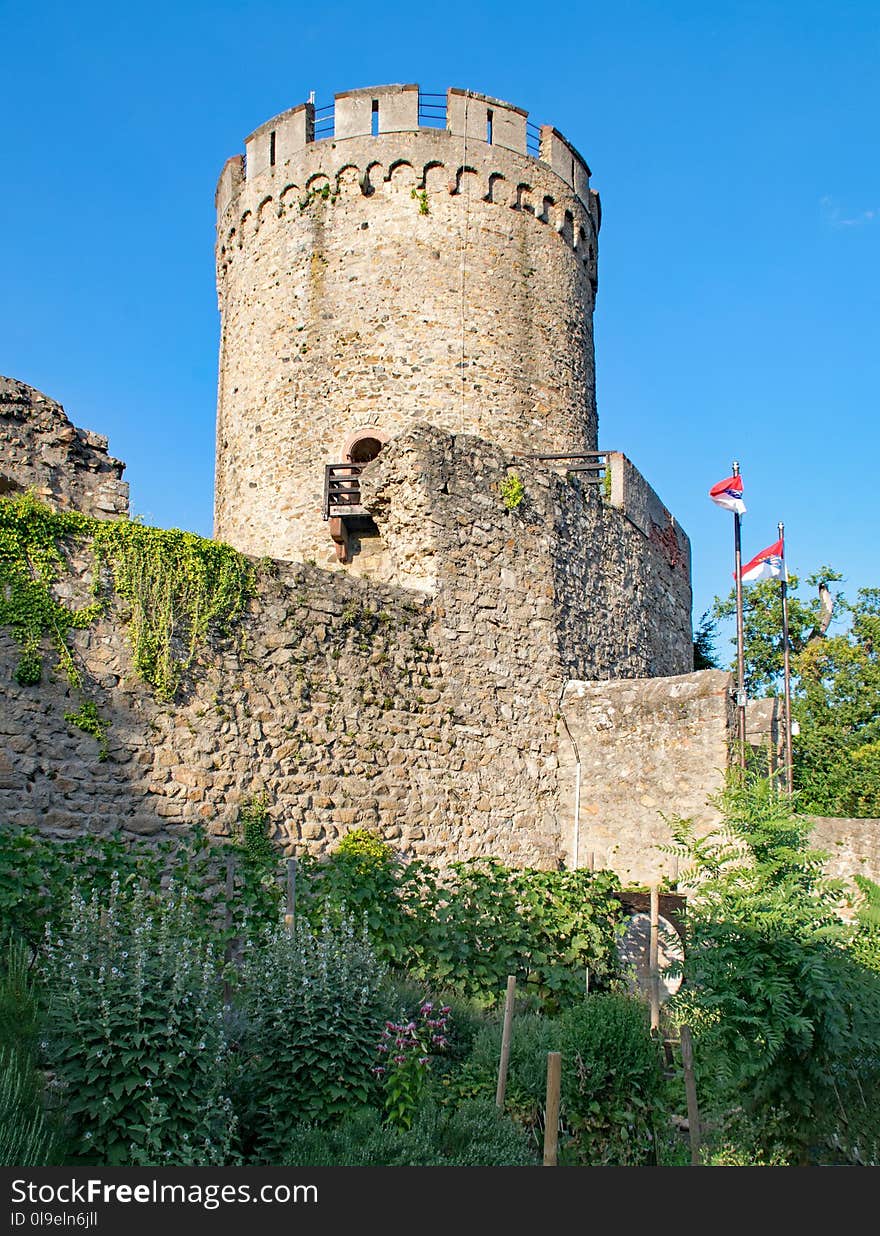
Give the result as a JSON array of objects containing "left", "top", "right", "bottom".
[
  {"left": 214, "top": 84, "right": 600, "bottom": 567},
  {"left": 0, "top": 378, "right": 129, "bottom": 519}
]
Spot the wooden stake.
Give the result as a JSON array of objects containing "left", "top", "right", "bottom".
[
  {"left": 680, "top": 1026, "right": 702, "bottom": 1166},
  {"left": 496, "top": 975, "right": 517, "bottom": 1108},
  {"left": 649, "top": 884, "right": 660, "bottom": 1033},
  {"left": 284, "top": 856, "right": 297, "bottom": 936},
  {"left": 543, "top": 1052, "right": 562, "bottom": 1166}
]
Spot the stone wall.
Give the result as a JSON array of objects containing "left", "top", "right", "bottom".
[
  {"left": 810, "top": 817, "right": 880, "bottom": 886},
  {"left": 558, "top": 670, "right": 734, "bottom": 883},
  {"left": 214, "top": 84, "right": 600, "bottom": 567},
  {"left": 0, "top": 377, "right": 129, "bottom": 519},
  {"left": 0, "top": 418, "right": 698, "bottom": 876}
]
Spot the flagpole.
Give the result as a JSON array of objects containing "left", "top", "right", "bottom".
[
  {"left": 732, "top": 460, "right": 747, "bottom": 767},
  {"left": 778, "top": 521, "right": 794, "bottom": 795}
]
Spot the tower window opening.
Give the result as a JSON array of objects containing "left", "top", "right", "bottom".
[
  {"left": 570, "top": 157, "right": 575, "bottom": 183},
  {"left": 269, "top": 130, "right": 276, "bottom": 167},
  {"left": 486, "top": 109, "right": 493, "bottom": 145},
  {"left": 371, "top": 99, "right": 379, "bottom": 137},
  {"left": 347, "top": 435, "right": 384, "bottom": 464}
]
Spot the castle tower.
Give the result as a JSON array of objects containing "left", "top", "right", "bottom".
[{"left": 214, "top": 84, "right": 600, "bottom": 566}]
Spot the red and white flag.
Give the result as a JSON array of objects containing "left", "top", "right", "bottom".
[
  {"left": 739, "top": 539, "right": 785, "bottom": 583},
  {"left": 709, "top": 474, "right": 746, "bottom": 515}
]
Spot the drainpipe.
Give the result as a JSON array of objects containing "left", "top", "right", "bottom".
[{"left": 558, "top": 682, "right": 581, "bottom": 869}]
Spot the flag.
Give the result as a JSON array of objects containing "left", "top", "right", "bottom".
[
  {"left": 709, "top": 474, "right": 746, "bottom": 515},
  {"left": 739, "top": 538, "right": 785, "bottom": 583}
]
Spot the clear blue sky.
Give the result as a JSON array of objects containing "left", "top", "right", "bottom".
[{"left": 3, "top": 0, "right": 878, "bottom": 647}]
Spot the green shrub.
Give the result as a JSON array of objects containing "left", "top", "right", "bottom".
[
  {"left": 667, "top": 772, "right": 880, "bottom": 1164},
  {"left": 0, "top": 939, "right": 55, "bottom": 1166},
  {"left": 235, "top": 914, "right": 386, "bottom": 1162},
  {"left": 454, "top": 1012, "right": 557, "bottom": 1133},
  {"left": 0, "top": 1046, "right": 55, "bottom": 1166},
  {"left": 283, "top": 1098, "right": 536, "bottom": 1166},
  {"left": 556, "top": 994, "right": 665, "bottom": 1165},
  {"left": 42, "top": 878, "right": 233, "bottom": 1165},
  {"left": 299, "top": 846, "right": 623, "bottom": 1010}
]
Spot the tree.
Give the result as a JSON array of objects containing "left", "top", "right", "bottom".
[
  {"left": 667, "top": 774, "right": 880, "bottom": 1164},
  {"left": 713, "top": 571, "right": 880, "bottom": 816}
]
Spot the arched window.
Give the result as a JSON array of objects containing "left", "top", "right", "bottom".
[{"left": 342, "top": 427, "right": 389, "bottom": 465}]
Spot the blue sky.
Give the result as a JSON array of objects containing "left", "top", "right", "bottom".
[{"left": 3, "top": 0, "right": 878, "bottom": 651}]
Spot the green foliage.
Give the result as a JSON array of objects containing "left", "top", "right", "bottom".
[
  {"left": 235, "top": 914, "right": 386, "bottom": 1162},
  {"left": 376, "top": 999, "right": 450, "bottom": 1129},
  {"left": 41, "top": 877, "right": 234, "bottom": 1165},
  {"left": 282, "top": 1099, "right": 536, "bottom": 1167},
  {"left": 713, "top": 567, "right": 880, "bottom": 815},
  {"left": 0, "top": 1046, "right": 55, "bottom": 1167},
  {"left": 92, "top": 518, "right": 254, "bottom": 701},
  {"left": 63, "top": 700, "right": 110, "bottom": 759},
  {"left": 456, "top": 995, "right": 664, "bottom": 1164},
  {"left": 851, "top": 875, "right": 880, "bottom": 973},
  {"left": 0, "top": 492, "right": 100, "bottom": 690},
  {"left": 0, "top": 495, "right": 255, "bottom": 757},
  {"left": 499, "top": 471, "right": 525, "bottom": 511},
  {"left": 692, "top": 609, "right": 718, "bottom": 670},
  {"left": 298, "top": 845, "right": 623, "bottom": 1009},
  {"left": 556, "top": 994, "right": 665, "bottom": 1165},
  {"left": 455, "top": 1012, "right": 557, "bottom": 1130},
  {"left": 0, "top": 939, "right": 56, "bottom": 1166},
  {"left": 666, "top": 772, "right": 880, "bottom": 1164},
  {"left": 410, "top": 187, "right": 430, "bottom": 215}
]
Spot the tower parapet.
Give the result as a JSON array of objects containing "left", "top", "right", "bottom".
[{"left": 214, "top": 83, "right": 601, "bottom": 567}]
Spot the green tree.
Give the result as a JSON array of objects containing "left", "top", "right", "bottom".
[
  {"left": 713, "top": 571, "right": 880, "bottom": 816},
  {"left": 667, "top": 774, "right": 880, "bottom": 1164}
]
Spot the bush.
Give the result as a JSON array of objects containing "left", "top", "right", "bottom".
[
  {"left": 283, "top": 1098, "right": 537, "bottom": 1166},
  {"left": 667, "top": 773, "right": 880, "bottom": 1164},
  {"left": 0, "top": 940, "right": 55, "bottom": 1166},
  {"left": 556, "top": 994, "right": 665, "bottom": 1165},
  {"left": 455, "top": 1012, "right": 556, "bottom": 1134},
  {"left": 235, "top": 914, "right": 386, "bottom": 1163},
  {"left": 41, "top": 878, "right": 234, "bottom": 1165},
  {"left": 299, "top": 841, "right": 624, "bottom": 1010}
]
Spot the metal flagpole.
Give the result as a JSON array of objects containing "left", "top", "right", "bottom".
[
  {"left": 732, "top": 461, "right": 747, "bottom": 767},
  {"left": 778, "top": 522, "right": 794, "bottom": 795}
]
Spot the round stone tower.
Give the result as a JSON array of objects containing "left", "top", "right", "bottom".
[{"left": 214, "top": 84, "right": 601, "bottom": 566}]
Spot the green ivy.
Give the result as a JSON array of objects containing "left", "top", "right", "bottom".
[{"left": 0, "top": 494, "right": 255, "bottom": 750}]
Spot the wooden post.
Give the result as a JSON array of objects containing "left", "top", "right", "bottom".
[
  {"left": 543, "top": 1052, "right": 562, "bottom": 1166},
  {"left": 649, "top": 884, "right": 660, "bottom": 1033},
  {"left": 680, "top": 1026, "right": 702, "bottom": 1166},
  {"left": 496, "top": 975, "right": 517, "bottom": 1108},
  {"left": 284, "top": 856, "right": 297, "bottom": 936},
  {"left": 585, "top": 966, "right": 590, "bottom": 996}
]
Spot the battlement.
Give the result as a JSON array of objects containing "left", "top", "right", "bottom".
[{"left": 216, "top": 84, "right": 594, "bottom": 217}]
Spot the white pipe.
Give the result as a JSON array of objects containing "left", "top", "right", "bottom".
[{"left": 572, "top": 761, "right": 581, "bottom": 870}]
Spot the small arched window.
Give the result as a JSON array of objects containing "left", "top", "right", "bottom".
[{"left": 343, "top": 427, "right": 389, "bottom": 465}]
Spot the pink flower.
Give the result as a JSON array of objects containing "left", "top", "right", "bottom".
[
  {"left": 371, "top": 1066, "right": 386, "bottom": 1075},
  {"left": 393, "top": 1054, "right": 406, "bottom": 1064}
]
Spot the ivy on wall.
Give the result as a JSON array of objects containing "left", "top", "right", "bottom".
[{"left": 0, "top": 493, "right": 255, "bottom": 748}]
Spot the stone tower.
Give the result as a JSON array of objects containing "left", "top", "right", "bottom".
[{"left": 214, "top": 84, "right": 600, "bottom": 566}]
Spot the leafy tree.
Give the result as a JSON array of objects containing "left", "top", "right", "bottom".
[
  {"left": 666, "top": 774, "right": 880, "bottom": 1164},
  {"left": 692, "top": 610, "right": 719, "bottom": 670},
  {"left": 713, "top": 571, "right": 880, "bottom": 816}
]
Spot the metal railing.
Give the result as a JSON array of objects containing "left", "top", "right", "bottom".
[
  {"left": 525, "top": 451, "right": 611, "bottom": 483},
  {"left": 418, "top": 92, "right": 447, "bottom": 128},
  {"left": 323, "top": 463, "right": 366, "bottom": 520},
  {"left": 313, "top": 102, "right": 335, "bottom": 140},
  {"left": 526, "top": 121, "right": 542, "bottom": 157}
]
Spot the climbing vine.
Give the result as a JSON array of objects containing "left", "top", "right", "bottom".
[
  {"left": 0, "top": 492, "right": 99, "bottom": 688},
  {"left": 0, "top": 493, "right": 255, "bottom": 748},
  {"left": 92, "top": 519, "right": 254, "bottom": 701}
]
